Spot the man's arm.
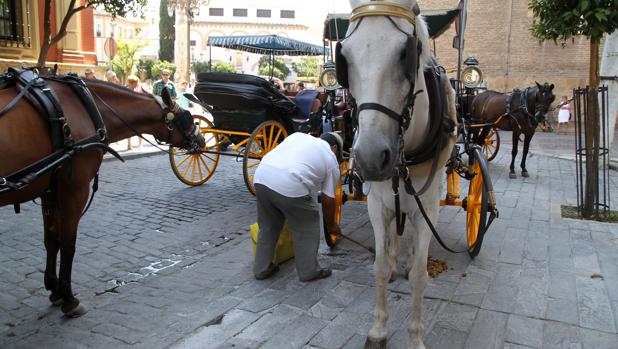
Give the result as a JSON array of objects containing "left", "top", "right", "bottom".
[{"left": 321, "top": 194, "right": 341, "bottom": 236}]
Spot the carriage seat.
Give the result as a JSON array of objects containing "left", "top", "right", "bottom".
[{"left": 195, "top": 72, "right": 297, "bottom": 116}]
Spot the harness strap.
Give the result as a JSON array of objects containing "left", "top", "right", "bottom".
[{"left": 0, "top": 77, "right": 35, "bottom": 117}]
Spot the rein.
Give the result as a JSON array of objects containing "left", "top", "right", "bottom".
[{"left": 89, "top": 89, "right": 172, "bottom": 154}]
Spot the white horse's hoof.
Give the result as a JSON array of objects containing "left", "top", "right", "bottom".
[{"left": 364, "top": 337, "right": 387, "bottom": 349}]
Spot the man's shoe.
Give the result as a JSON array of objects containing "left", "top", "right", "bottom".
[
  {"left": 255, "top": 263, "right": 279, "bottom": 280},
  {"left": 301, "top": 268, "right": 332, "bottom": 282}
]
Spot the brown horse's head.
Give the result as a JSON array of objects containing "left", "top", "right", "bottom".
[
  {"left": 157, "top": 88, "right": 205, "bottom": 149},
  {"left": 533, "top": 82, "right": 555, "bottom": 124}
]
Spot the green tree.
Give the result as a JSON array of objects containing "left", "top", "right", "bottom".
[
  {"left": 292, "top": 57, "right": 319, "bottom": 78},
  {"left": 529, "top": 0, "right": 618, "bottom": 217},
  {"left": 211, "top": 62, "right": 236, "bottom": 73},
  {"left": 257, "top": 56, "right": 290, "bottom": 80},
  {"left": 138, "top": 59, "right": 155, "bottom": 80},
  {"left": 37, "top": 0, "right": 147, "bottom": 68},
  {"left": 112, "top": 38, "right": 148, "bottom": 82},
  {"left": 159, "top": 0, "right": 175, "bottom": 62},
  {"left": 151, "top": 60, "right": 176, "bottom": 80}
]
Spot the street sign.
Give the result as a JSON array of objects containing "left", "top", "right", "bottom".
[{"left": 104, "top": 37, "right": 118, "bottom": 60}]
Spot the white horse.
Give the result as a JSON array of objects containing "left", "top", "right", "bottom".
[{"left": 338, "top": 1, "right": 457, "bottom": 348}]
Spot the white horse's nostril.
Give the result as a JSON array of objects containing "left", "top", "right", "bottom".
[{"left": 380, "top": 149, "right": 391, "bottom": 170}]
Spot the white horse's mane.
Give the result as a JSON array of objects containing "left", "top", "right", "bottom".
[{"left": 349, "top": 0, "right": 432, "bottom": 70}]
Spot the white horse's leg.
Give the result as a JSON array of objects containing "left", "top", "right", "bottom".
[
  {"left": 406, "top": 201, "right": 437, "bottom": 349},
  {"left": 387, "top": 220, "right": 400, "bottom": 282},
  {"left": 365, "top": 195, "right": 392, "bottom": 348}
]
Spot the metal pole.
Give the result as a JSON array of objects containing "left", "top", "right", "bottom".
[{"left": 455, "top": 0, "right": 466, "bottom": 96}]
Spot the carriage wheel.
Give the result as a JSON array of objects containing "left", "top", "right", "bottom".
[
  {"left": 169, "top": 116, "right": 219, "bottom": 186},
  {"left": 243, "top": 120, "right": 288, "bottom": 195},
  {"left": 481, "top": 127, "right": 500, "bottom": 162},
  {"left": 324, "top": 162, "right": 347, "bottom": 247},
  {"left": 466, "top": 149, "right": 489, "bottom": 258}
]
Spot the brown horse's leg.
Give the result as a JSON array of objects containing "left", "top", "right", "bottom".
[
  {"left": 509, "top": 130, "right": 519, "bottom": 178},
  {"left": 42, "top": 194, "right": 62, "bottom": 305},
  {"left": 57, "top": 184, "right": 90, "bottom": 317},
  {"left": 520, "top": 133, "right": 534, "bottom": 177}
]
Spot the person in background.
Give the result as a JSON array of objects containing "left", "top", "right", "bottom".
[
  {"left": 270, "top": 77, "right": 285, "bottom": 92},
  {"left": 152, "top": 69, "right": 177, "bottom": 99},
  {"left": 84, "top": 68, "right": 96, "bottom": 79},
  {"left": 556, "top": 95, "right": 572, "bottom": 135},
  {"left": 252, "top": 132, "right": 343, "bottom": 282},
  {"left": 297, "top": 82, "right": 305, "bottom": 91},
  {"left": 126, "top": 75, "right": 145, "bottom": 93},
  {"left": 176, "top": 80, "right": 190, "bottom": 109},
  {"left": 124, "top": 75, "right": 144, "bottom": 150},
  {"left": 105, "top": 70, "right": 119, "bottom": 84}
]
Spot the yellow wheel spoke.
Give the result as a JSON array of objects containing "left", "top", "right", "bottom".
[{"left": 175, "top": 154, "right": 192, "bottom": 168}]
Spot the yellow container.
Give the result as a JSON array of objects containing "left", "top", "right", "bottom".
[{"left": 250, "top": 221, "right": 294, "bottom": 265}]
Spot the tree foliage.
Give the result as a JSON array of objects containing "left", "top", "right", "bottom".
[
  {"left": 159, "top": 0, "right": 175, "bottom": 62},
  {"left": 257, "top": 56, "right": 290, "bottom": 80},
  {"left": 151, "top": 61, "right": 176, "bottom": 80},
  {"left": 112, "top": 38, "right": 148, "bottom": 82},
  {"left": 529, "top": 0, "right": 618, "bottom": 44},
  {"left": 291, "top": 57, "right": 319, "bottom": 78},
  {"left": 211, "top": 62, "right": 237, "bottom": 73},
  {"left": 138, "top": 59, "right": 155, "bottom": 80},
  {"left": 528, "top": 0, "right": 618, "bottom": 218},
  {"left": 37, "top": 0, "right": 146, "bottom": 67}
]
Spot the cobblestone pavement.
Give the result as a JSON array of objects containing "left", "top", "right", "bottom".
[{"left": 1, "top": 141, "right": 617, "bottom": 348}]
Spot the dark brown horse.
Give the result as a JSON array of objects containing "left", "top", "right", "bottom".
[
  {"left": 471, "top": 82, "right": 555, "bottom": 178},
  {"left": 0, "top": 73, "right": 204, "bottom": 316}
]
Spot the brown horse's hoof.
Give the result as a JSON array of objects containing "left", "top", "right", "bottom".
[
  {"left": 62, "top": 302, "right": 87, "bottom": 318},
  {"left": 509, "top": 172, "right": 516, "bottom": 179},
  {"left": 521, "top": 170, "right": 530, "bottom": 178},
  {"left": 49, "top": 293, "right": 63, "bottom": 306},
  {"left": 364, "top": 337, "right": 387, "bottom": 349}
]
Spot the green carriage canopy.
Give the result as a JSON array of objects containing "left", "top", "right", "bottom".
[
  {"left": 323, "top": 8, "right": 461, "bottom": 41},
  {"left": 207, "top": 35, "right": 324, "bottom": 56}
]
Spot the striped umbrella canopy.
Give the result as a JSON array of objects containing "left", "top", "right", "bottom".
[{"left": 207, "top": 35, "right": 325, "bottom": 56}]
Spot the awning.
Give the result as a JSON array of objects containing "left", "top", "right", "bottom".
[
  {"left": 207, "top": 35, "right": 324, "bottom": 56},
  {"left": 323, "top": 9, "right": 460, "bottom": 41}
]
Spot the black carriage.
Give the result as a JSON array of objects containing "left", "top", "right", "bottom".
[{"left": 169, "top": 35, "right": 327, "bottom": 194}]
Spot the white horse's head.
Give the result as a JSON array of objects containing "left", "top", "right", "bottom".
[{"left": 339, "top": 0, "right": 431, "bottom": 181}]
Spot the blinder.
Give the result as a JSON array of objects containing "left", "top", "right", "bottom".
[{"left": 335, "top": 34, "right": 420, "bottom": 90}]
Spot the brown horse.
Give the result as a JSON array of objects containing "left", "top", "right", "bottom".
[
  {"left": 0, "top": 73, "right": 204, "bottom": 316},
  {"left": 471, "top": 82, "right": 555, "bottom": 178}
]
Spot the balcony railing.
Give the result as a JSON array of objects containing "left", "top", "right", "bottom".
[{"left": 0, "top": 0, "right": 31, "bottom": 48}]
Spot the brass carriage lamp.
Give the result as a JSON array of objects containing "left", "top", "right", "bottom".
[
  {"left": 320, "top": 61, "right": 339, "bottom": 91},
  {"left": 461, "top": 56, "right": 483, "bottom": 89}
]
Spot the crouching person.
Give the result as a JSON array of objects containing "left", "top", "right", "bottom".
[{"left": 253, "top": 132, "right": 343, "bottom": 282}]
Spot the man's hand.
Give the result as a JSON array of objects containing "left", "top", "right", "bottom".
[{"left": 321, "top": 194, "right": 340, "bottom": 235}]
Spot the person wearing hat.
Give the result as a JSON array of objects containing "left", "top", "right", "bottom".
[
  {"left": 253, "top": 132, "right": 343, "bottom": 282},
  {"left": 84, "top": 68, "right": 96, "bottom": 79}
]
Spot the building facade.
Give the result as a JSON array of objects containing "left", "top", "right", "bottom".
[
  {"left": 0, "top": 0, "right": 98, "bottom": 74},
  {"left": 187, "top": 0, "right": 349, "bottom": 78},
  {"left": 423, "top": 0, "right": 592, "bottom": 99}
]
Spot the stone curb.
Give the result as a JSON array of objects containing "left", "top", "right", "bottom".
[{"left": 102, "top": 149, "right": 165, "bottom": 162}]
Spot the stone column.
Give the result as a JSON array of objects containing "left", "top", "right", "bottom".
[
  {"left": 600, "top": 30, "right": 618, "bottom": 149},
  {"left": 173, "top": 0, "right": 191, "bottom": 82}
]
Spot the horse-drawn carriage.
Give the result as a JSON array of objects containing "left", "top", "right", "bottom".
[{"left": 168, "top": 35, "right": 327, "bottom": 194}]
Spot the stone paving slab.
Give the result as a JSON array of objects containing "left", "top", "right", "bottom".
[{"left": 1, "top": 139, "right": 618, "bottom": 348}]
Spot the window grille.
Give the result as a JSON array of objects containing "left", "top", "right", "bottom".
[
  {"left": 209, "top": 8, "right": 223, "bottom": 16},
  {"left": 257, "top": 9, "right": 271, "bottom": 18},
  {"left": 0, "top": 0, "right": 30, "bottom": 47},
  {"left": 280, "top": 10, "right": 295, "bottom": 19},
  {"left": 233, "top": 8, "right": 247, "bottom": 17}
]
